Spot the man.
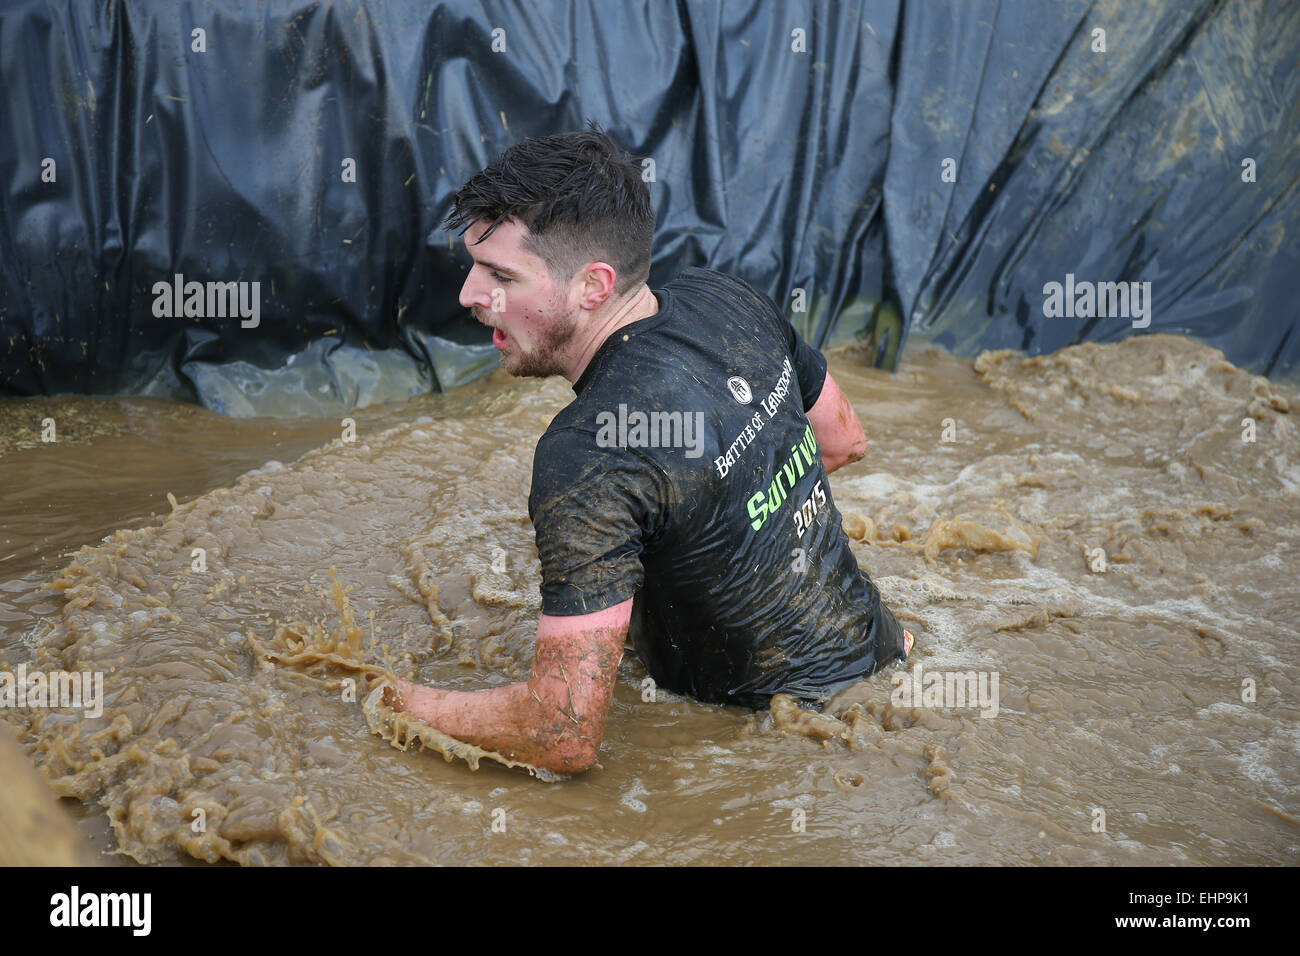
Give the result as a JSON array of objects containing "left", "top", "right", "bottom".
[{"left": 388, "top": 126, "right": 911, "bottom": 775}]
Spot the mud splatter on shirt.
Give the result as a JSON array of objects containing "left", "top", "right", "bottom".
[{"left": 529, "top": 269, "right": 907, "bottom": 707}]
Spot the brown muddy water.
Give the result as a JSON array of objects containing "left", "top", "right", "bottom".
[{"left": 0, "top": 333, "right": 1296, "bottom": 865}]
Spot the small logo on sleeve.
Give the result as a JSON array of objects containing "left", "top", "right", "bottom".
[{"left": 726, "top": 376, "right": 753, "bottom": 404}]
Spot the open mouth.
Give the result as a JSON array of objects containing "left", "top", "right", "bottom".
[{"left": 474, "top": 309, "right": 508, "bottom": 349}]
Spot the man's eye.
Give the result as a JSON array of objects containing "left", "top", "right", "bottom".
[{"left": 490, "top": 271, "right": 513, "bottom": 284}]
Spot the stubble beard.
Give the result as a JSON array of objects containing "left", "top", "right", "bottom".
[{"left": 495, "top": 302, "right": 580, "bottom": 379}]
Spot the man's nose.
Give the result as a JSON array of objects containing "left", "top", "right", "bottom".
[{"left": 459, "top": 270, "right": 489, "bottom": 311}]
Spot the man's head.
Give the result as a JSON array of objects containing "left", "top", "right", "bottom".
[{"left": 444, "top": 125, "right": 655, "bottom": 378}]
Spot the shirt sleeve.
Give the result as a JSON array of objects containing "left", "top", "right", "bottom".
[
  {"left": 528, "top": 426, "right": 669, "bottom": 616},
  {"left": 782, "top": 317, "right": 828, "bottom": 411},
  {"left": 725, "top": 271, "right": 827, "bottom": 411}
]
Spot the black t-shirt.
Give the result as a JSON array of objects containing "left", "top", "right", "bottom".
[{"left": 528, "top": 267, "right": 907, "bottom": 709}]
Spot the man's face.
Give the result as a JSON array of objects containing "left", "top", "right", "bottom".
[{"left": 457, "top": 218, "right": 579, "bottom": 378}]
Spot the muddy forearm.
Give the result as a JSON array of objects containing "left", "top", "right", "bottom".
[
  {"left": 398, "top": 680, "right": 601, "bottom": 774},
  {"left": 807, "top": 372, "right": 868, "bottom": 475},
  {"left": 819, "top": 427, "right": 867, "bottom": 474},
  {"left": 821, "top": 449, "right": 852, "bottom": 474},
  {"left": 390, "top": 611, "right": 627, "bottom": 775}
]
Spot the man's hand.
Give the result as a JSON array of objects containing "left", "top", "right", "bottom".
[
  {"left": 806, "top": 369, "right": 867, "bottom": 474},
  {"left": 383, "top": 598, "right": 632, "bottom": 776},
  {"left": 383, "top": 678, "right": 446, "bottom": 715}
]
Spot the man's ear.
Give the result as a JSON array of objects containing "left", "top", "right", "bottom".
[{"left": 575, "top": 261, "right": 618, "bottom": 310}]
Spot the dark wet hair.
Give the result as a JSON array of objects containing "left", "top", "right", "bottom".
[{"left": 443, "top": 122, "right": 655, "bottom": 295}]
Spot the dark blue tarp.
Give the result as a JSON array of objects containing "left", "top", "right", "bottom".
[{"left": 1, "top": 0, "right": 1296, "bottom": 415}]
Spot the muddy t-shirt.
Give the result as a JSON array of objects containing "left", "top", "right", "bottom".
[{"left": 528, "top": 267, "right": 908, "bottom": 709}]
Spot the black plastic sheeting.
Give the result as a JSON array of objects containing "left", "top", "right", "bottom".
[{"left": 1, "top": 0, "right": 1297, "bottom": 416}]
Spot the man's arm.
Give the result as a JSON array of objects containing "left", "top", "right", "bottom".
[
  {"left": 755, "top": 277, "right": 864, "bottom": 476},
  {"left": 386, "top": 598, "right": 632, "bottom": 776},
  {"left": 806, "top": 369, "right": 868, "bottom": 474}
]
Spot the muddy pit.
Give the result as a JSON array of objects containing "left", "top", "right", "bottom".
[{"left": 0, "top": 333, "right": 1295, "bottom": 865}]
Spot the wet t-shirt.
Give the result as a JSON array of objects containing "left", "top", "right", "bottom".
[{"left": 528, "top": 267, "right": 908, "bottom": 709}]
